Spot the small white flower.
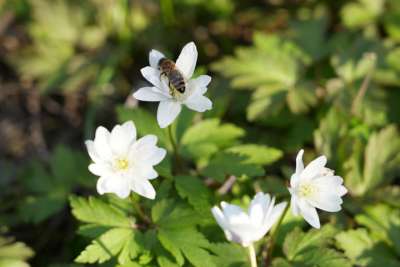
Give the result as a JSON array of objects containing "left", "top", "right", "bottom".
[
  {"left": 211, "top": 192, "right": 287, "bottom": 247},
  {"left": 288, "top": 149, "right": 348, "bottom": 228},
  {"left": 85, "top": 121, "right": 166, "bottom": 199},
  {"left": 133, "top": 42, "right": 212, "bottom": 128}
]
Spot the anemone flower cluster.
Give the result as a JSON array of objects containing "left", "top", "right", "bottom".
[{"left": 83, "top": 41, "right": 348, "bottom": 267}]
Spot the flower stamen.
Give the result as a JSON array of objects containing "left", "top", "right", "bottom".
[
  {"left": 115, "top": 158, "right": 129, "bottom": 171},
  {"left": 298, "top": 183, "right": 315, "bottom": 197}
]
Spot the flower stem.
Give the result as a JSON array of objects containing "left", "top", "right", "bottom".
[
  {"left": 265, "top": 203, "right": 290, "bottom": 266},
  {"left": 248, "top": 243, "right": 257, "bottom": 267},
  {"left": 167, "top": 125, "right": 182, "bottom": 173},
  {"left": 129, "top": 194, "right": 151, "bottom": 225}
]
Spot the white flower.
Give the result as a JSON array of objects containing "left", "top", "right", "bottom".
[
  {"left": 85, "top": 121, "right": 166, "bottom": 199},
  {"left": 211, "top": 192, "right": 287, "bottom": 247},
  {"left": 133, "top": 42, "right": 212, "bottom": 128},
  {"left": 288, "top": 149, "right": 348, "bottom": 229}
]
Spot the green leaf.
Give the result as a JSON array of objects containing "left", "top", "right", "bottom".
[
  {"left": 362, "top": 125, "right": 400, "bottom": 193},
  {"left": 175, "top": 176, "right": 212, "bottom": 215},
  {"left": 182, "top": 119, "right": 244, "bottom": 148},
  {"left": 152, "top": 200, "right": 200, "bottom": 229},
  {"left": 158, "top": 228, "right": 216, "bottom": 267},
  {"left": 116, "top": 106, "right": 167, "bottom": 147},
  {"left": 208, "top": 243, "right": 247, "bottom": 267},
  {"left": 75, "top": 228, "right": 135, "bottom": 264},
  {"left": 282, "top": 226, "right": 350, "bottom": 267},
  {"left": 0, "top": 236, "right": 34, "bottom": 267},
  {"left": 226, "top": 144, "right": 283, "bottom": 165},
  {"left": 355, "top": 204, "right": 400, "bottom": 255},
  {"left": 336, "top": 228, "right": 400, "bottom": 267},
  {"left": 283, "top": 225, "right": 337, "bottom": 260},
  {"left": 212, "top": 33, "right": 310, "bottom": 120},
  {"left": 341, "top": 0, "right": 384, "bottom": 28},
  {"left": 202, "top": 152, "right": 264, "bottom": 182},
  {"left": 70, "top": 196, "right": 133, "bottom": 228},
  {"left": 181, "top": 119, "right": 244, "bottom": 164}
]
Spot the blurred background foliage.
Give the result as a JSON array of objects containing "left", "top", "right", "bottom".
[{"left": 0, "top": 0, "right": 400, "bottom": 266}]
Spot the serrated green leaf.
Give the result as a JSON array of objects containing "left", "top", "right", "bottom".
[
  {"left": 175, "top": 176, "right": 212, "bottom": 215},
  {"left": 75, "top": 228, "right": 134, "bottom": 264},
  {"left": 152, "top": 200, "right": 199, "bottom": 229},
  {"left": 336, "top": 228, "right": 400, "bottom": 267},
  {"left": 70, "top": 196, "right": 133, "bottom": 228},
  {"left": 158, "top": 227, "right": 215, "bottom": 267},
  {"left": 226, "top": 144, "right": 283, "bottom": 165},
  {"left": 202, "top": 152, "right": 264, "bottom": 182},
  {"left": 283, "top": 225, "right": 337, "bottom": 260},
  {"left": 208, "top": 243, "right": 247, "bottom": 267},
  {"left": 182, "top": 118, "right": 244, "bottom": 149}
]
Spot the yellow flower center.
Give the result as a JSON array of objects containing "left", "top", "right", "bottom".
[
  {"left": 298, "top": 183, "right": 315, "bottom": 197},
  {"left": 115, "top": 158, "right": 129, "bottom": 171}
]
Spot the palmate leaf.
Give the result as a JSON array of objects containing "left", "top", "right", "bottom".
[
  {"left": 152, "top": 199, "right": 216, "bottom": 267},
  {"left": 355, "top": 204, "right": 400, "bottom": 255},
  {"left": 336, "top": 228, "right": 400, "bottom": 267},
  {"left": 174, "top": 176, "right": 212, "bottom": 215},
  {"left": 202, "top": 152, "right": 264, "bottom": 182},
  {"left": 341, "top": 0, "right": 384, "bottom": 28},
  {"left": 75, "top": 228, "right": 138, "bottom": 264},
  {"left": 281, "top": 225, "right": 351, "bottom": 267},
  {"left": 18, "top": 145, "right": 91, "bottom": 223},
  {"left": 181, "top": 119, "right": 244, "bottom": 165},
  {"left": 212, "top": 33, "right": 315, "bottom": 120},
  {"left": 70, "top": 196, "right": 144, "bottom": 265},
  {"left": 208, "top": 243, "right": 247, "bottom": 267},
  {"left": 226, "top": 144, "right": 283, "bottom": 165},
  {"left": 70, "top": 196, "right": 133, "bottom": 228},
  {"left": 0, "top": 235, "right": 34, "bottom": 267}
]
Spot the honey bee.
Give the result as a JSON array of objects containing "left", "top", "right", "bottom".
[{"left": 158, "top": 58, "right": 186, "bottom": 96}]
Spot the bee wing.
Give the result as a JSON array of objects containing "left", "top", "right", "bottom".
[
  {"left": 149, "top": 49, "right": 166, "bottom": 69},
  {"left": 176, "top": 42, "right": 198, "bottom": 79}
]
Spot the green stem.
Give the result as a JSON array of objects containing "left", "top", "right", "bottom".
[
  {"left": 167, "top": 125, "right": 182, "bottom": 173},
  {"left": 248, "top": 243, "right": 257, "bottom": 267},
  {"left": 129, "top": 194, "right": 151, "bottom": 225},
  {"left": 265, "top": 203, "right": 290, "bottom": 266}
]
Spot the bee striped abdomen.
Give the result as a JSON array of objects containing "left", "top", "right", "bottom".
[{"left": 169, "top": 70, "right": 186, "bottom": 93}]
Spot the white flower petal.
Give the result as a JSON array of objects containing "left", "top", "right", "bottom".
[
  {"left": 290, "top": 193, "right": 300, "bottom": 216},
  {"left": 97, "top": 176, "right": 130, "bottom": 199},
  {"left": 149, "top": 49, "right": 165, "bottom": 69},
  {"left": 313, "top": 175, "right": 348, "bottom": 197},
  {"left": 221, "top": 202, "right": 250, "bottom": 225},
  {"left": 211, "top": 206, "right": 229, "bottom": 229},
  {"left": 85, "top": 140, "right": 101, "bottom": 162},
  {"left": 141, "top": 66, "right": 161, "bottom": 88},
  {"left": 308, "top": 192, "right": 343, "bottom": 212},
  {"left": 175, "top": 42, "right": 198, "bottom": 79},
  {"left": 301, "top": 155, "right": 327, "bottom": 181},
  {"left": 248, "top": 192, "right": 270, "bottom": 226},
  {"left": 121, "top": 121, "right": 136, "bottom": 139},
  {"left": 135, "top": 135, "right": 158, "bottom": 148},
  {"left": 157, "top": 100, "right": 182, "bottom": 128},
  {"left": 138, "top": 165, "right": 159, "bottom": 180},
  {"left": 184, "top": 94, "right": 212, "bottom": 112},
  {"left": 187, "top": 75, "right": 212, "bottom": 95},
  {"left": 291, "top": 150, "right": 304, "bottom": 188},
  {"left": 298, "top": 199, "right": 320, "bottom": 228},
  {"left": 145, "top": 147, "right": 167, "bottom": 165},
  {"left": 88, "top": 163, "right": 111, "bottom": 176},
  {"left": 131, "top": 179, "right": 156, "bottom": 199},
  {"left": 263, "top": 201, "right": 287, "bottom": 233},
  {"left": 133, "top": 87, "right": 170, "bottom": 102},
  {"left": 93, "top": 126, "right": 113, "bottom": 160},
  {"left": 110, "top": 123, "right": 135, "bottom": 155}
]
